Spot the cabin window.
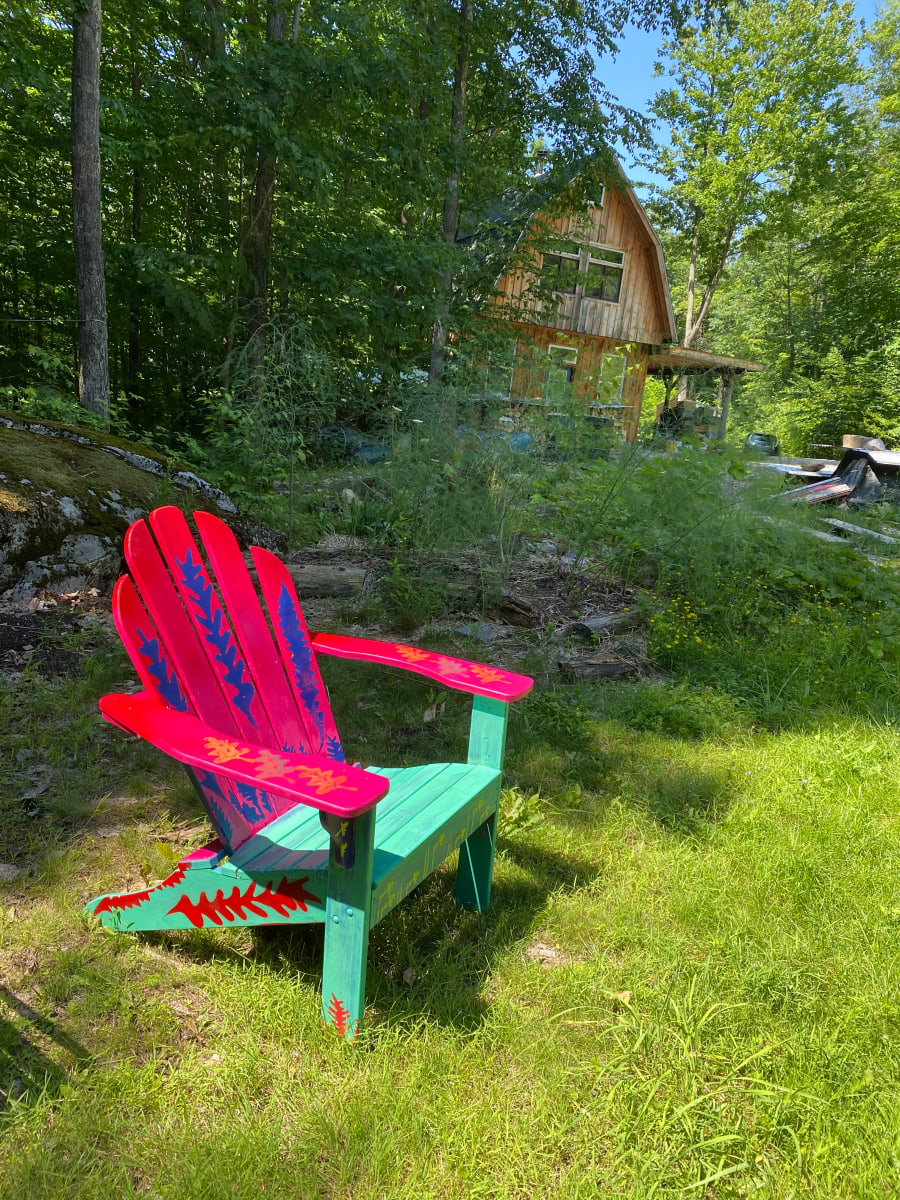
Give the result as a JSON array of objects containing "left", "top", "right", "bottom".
[
  {"left": 547, "top": 241, "right": 580, "bottom": 292},
  {"left": 545, "top": 344, "right": 577, "bottom": 401},
  {"left": 584, "top": 247, "right": 625, "bottom": 303},
  {"left": 595, "top": 353, "right": 626, "bottom": 404}
]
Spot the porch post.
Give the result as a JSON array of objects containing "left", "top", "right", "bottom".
[{"left": 718, "top": 370, "right": 736, "bottom": 441}]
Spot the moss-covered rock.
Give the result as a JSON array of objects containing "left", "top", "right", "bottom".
[{"left": 0, "top": 415, "right": 238, "bottom": 598}]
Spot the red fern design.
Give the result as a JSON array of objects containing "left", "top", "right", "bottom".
[
  {"left": 166, "top": 875, "right": 320, "bottom": 928},
  {"left": 326, "top": 993, "right": 359, "bottom": 1041},
  {"left": 93, "top": 863, "right": 190, "bottom": 915}
]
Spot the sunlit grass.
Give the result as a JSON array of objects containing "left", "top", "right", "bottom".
[{"left": 4, "top": 449, "right": 900, "bottom": 1196}]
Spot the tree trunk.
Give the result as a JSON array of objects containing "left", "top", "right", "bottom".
[
  {"left": 428, "top": 0, "right": 473, "bottom": 384},
  {"left": 127, "top": 57, "right": 142, "bottom": 398},
  {"left": 677, "top": 228, "right": 699, "bottom": 403},
  {"left": 243, "top": 1, "right": 286, "bottom": 373},
  {"left": 72, "top": 0, "right": 110, "bottom": 420},
  {"left": 684, "top": 227, "right": 698, "bottom": 346}
]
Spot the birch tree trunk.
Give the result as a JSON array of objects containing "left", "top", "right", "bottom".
[
  {"left": 428, "top": 0, "right": 473, "bottom": 384},
  {"left": 72, "top": 0, "right": 110, "bottom": 420}
]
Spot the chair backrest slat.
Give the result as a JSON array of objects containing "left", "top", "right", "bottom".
[
  {"left": 148, "top": 507, "right": 277, "bottom": 747},
  {"left": 124, "top": 519, "right": 239, "bottom": 734},
  {"left": 111, "top": 571, "right": 259, "bottom": 850},
  {"left": 114, "top": 509, "right": 346, "bottom": 854},
  {"left": 193, "top": 511, "right": 314, "bottom": 754},
  {"left": 112, "top": 576, "right": 190, "bottom": 713},
  {"left": 251, "top": 546, "right": 345, "bottom": 762}
]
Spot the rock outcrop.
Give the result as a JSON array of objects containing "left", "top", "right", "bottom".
[{"left": 0, "top": 413, "right": 238, "bottom": 599}]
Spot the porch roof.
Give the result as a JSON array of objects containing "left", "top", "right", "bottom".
[{"left": 646, "top": 345, "right": 765, "bottom": 375}]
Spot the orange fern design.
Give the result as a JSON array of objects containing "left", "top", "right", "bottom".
[
  {"left": 326, "top": 993, "right": 359, "bottom": 1041},
  {"left": 469, "top": 664, "right": 505, "bottom": 684},
  {"left": 393, "top": 644, "right": 430, "bottom": 664},
  {"left": 203, "top": 736, "right": 252, "bottom": 765},
  {"left": 167, "top": 875, "right": 320, "bottom": 928},
  {"left": 431, "top": 655, "right": 462, "bottom": 677},
  {"left": 253, "top": 748, "right": 294, "bottom": 780},
  {"left": 293, "top": 766, "right": 353, "bottom": 795}
]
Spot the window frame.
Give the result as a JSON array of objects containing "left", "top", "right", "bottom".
[
  {"left": 541, "top": 248, "right": 580, "bottom": 296},
  {"left": 582, "top": 243, "right": 625, "bottom": 305},
  {"left": 541, "top": 240, "right": 626, "bottom": 307},
  {"left": 544, "top": 343, "right": 578, "bottom": 401}
]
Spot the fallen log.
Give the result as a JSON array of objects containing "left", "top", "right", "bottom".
[
  {"left": 244, "top": 555, "right": 369, "bottom": 597},
  {"left": 566, "top": 609, "right": 646, "bottom": 639},
  {"left": 560, "top": 654, "right": 638, "bottom": 681}
]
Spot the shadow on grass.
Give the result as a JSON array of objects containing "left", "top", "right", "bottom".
[
  {"left": 139, "top": 839, "right": 604, "bottom": 1035},
  {"left": 0, "top": 984, "right": 90, "bottom": 1115}
]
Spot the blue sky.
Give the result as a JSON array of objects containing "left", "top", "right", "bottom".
[{"left": 599, "top": 0, "right": 881, "bottom": 194}]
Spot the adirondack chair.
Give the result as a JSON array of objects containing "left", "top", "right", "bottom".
[{"left": 85, "top": 507, "right": 532, "bottom": 1039}]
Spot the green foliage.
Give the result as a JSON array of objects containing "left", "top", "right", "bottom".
[
  {"left": 646, "top": 0, "right": 860, "bottom": 366},
  {"left": 0, "top": 0, "right": 664, "bottom": 441},
  {"left": 380, "top": 559, "right": 450, "bottom": 633},
  {"left": 545, "top": 449, "right": 900, "bottom": 722},
  {"left": 344, "top": 387, "right": 539, "bottom": 556}
]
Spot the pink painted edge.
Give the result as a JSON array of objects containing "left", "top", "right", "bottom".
[
  {"left": 99, "top": 690, "right": 390, "bottom": 819},
  {"left": 180, "top": 840, "right": 224, "bottom": 865},
  {"left": 310, "top": 633, "right": 534, "bottom": 702}
]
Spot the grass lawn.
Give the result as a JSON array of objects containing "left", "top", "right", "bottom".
[{"left": 2, "top": 606, "right": 900, "bottom": 1199}]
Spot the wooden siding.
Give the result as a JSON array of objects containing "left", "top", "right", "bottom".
[
  {"left": 495, "top": 183, "right": 672, "bottom": 347},
  {"left": 508, "top": 324, "right": 648, "bottom": 443}
]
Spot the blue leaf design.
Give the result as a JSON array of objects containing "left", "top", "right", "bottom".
[
  {"left": 325, "top": 735, "right": 345, "bottom": 763},
  {"left": 197, "top": 772, "right": 234, "bottom": 846},
  {"left": 233, "top": 782, "right": 275, "bottom": 825},
  {"left": 276, "top": 582, "right": 334, "bottom": 753},
  {"left": 135, "top": 627, "right": 188, "bottom": 712},
  {"left": 175, "top": 548, "right": 256, "bottom": 725}
]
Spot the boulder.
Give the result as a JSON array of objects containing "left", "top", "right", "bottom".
[{"left": 0, "top": 414, "right": 241, "bottom": 599}]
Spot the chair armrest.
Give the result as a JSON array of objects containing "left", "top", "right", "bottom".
[
  {"left": 99, "top": 691, "right": 390, "bottom": 818},
  {"left": 310, "top": 633, "right": 533, "bottom": 702}
]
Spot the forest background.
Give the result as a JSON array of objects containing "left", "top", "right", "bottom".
[{"left": 2, "top": 0, "right": 900, "bottom": 492}]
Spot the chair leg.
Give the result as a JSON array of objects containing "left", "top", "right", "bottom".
[
  {"left": 455, "top": 811, "right": 497, "bottom": 913},
  {"left": 321, "top": 806, "right": 376, "bottom": 1041}
]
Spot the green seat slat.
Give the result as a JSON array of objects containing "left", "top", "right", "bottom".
[
  {"left": 230, "top": 763, "right": 469, "bottom": 873},
  {"left": 231, "top": 802, "right": 327, "bottom": 872},
  {"left": 374, "top": 765, "right": 498, "bottom": 867}
]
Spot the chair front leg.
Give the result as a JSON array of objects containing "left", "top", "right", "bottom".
[
  {"left": 321, "top": 806, "right": 376, "bottom": 1041},
  {"left": 456, "top": 695, "right": 509, "bottom": 912}
]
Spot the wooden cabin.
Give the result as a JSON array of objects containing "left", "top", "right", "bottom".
[{"left": 488, "top": 165, "right": 761, "bottom": 441}]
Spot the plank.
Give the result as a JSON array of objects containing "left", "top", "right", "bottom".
[
  {"left": 86, "top": 858, "right": 327, "bottom": 932},
  {"left": 820, "top": 518, "right": 900, "bottom": 544},
  {"left": 112, "top": 576, "right": 189, "bottom": 713},
  {"left": 98, "top": 690, "right": 389, "bottom": 818},
  {"left": 372, "top": 784, "right": 499, "bottom": 925},
  {"left": 124, "top": 518, "right": 237, "bottom": 733},
  {"left": 230, "top": 762, "right": 444, "bottom": 875},
  {"left": 310, "top": 633, "right": 533, "bottom": 702},
  {"left": 243, "top": 557, "right": 369, "bottom": 598},
  {"left": 322, "top": 806, "right": 376, "bottom": 1040},
  {"left": 373, "top": 765, "right": 498, "bottom": 865},
  {"left": 194, "top": 511, "right": 311, "bottom": 754},
  {"left": 149, "top": 507, "right": 277, "bottom": 746}
]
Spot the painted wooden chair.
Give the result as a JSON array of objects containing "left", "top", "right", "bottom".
[{"left": 86, "top": 507, "right": 533, "bottom": 1039}]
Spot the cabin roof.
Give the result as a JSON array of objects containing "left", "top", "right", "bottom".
[
  {"left": 610, "top": 166, "right": 677, "bottom": 343},
  {"left": 481, "top": 156, "right": 678, "bottom": 344}
]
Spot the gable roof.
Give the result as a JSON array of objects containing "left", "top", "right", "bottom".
[
  {"left": 610, "top": 161, "right": 677, "bottom": 343},
  {"left": 469, "top": 155, "right": 678, "bottom": 343}
]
